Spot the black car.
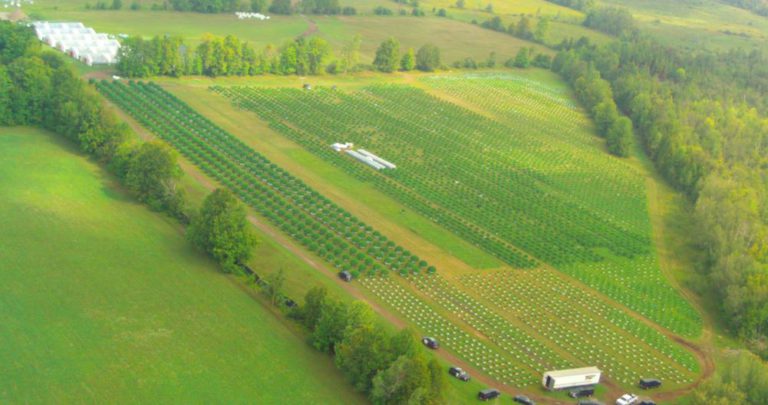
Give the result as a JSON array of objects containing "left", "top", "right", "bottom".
[
  {"left": 338, "top": 271, "right": 352, "bottom": 282},
  {"left": 638, "top": 400, "right": 656, "bottom": 405},
  {"left": 639, "top": 378, "right": 662, "bottom": 390},
  {"left": 422, "top": 336, "right": 439, "bottom": 349},
  {"left": 513, "top": 394, "right": 535, "bottom": 405},
  {"left": 478, "top": 388, "right": 501, "bottom": 401},
  {"left": 448, "top": 366, "right": 470, "bottom": 381},
  {"left": 569, "top": 388, "right": 595, "bottom": 398}
]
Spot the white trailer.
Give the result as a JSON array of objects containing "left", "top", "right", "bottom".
[{"left": 542, "top": 367, "right": 601, "bottom": 390}]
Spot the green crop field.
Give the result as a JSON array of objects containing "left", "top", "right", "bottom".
[
  {"left": 213, "top": 73, "right": 702, "bottom": 338},
  {"left": 95, "top": 77, "right": 703, "bottom": 393},
  {"left": 0, "top": 127, "right": 364, "bottom": 404}
]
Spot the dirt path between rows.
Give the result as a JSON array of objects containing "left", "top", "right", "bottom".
[{"left": 300, "top": 17, "right": 318, "bottom": 37}]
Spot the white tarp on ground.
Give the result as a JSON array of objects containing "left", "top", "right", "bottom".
[{"left": 32, "top": 21, "right": 120, "bottom": 65}]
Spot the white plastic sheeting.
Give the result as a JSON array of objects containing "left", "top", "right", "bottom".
[{"left": 33, "top": 21, "right": 120, "bottom": 65}]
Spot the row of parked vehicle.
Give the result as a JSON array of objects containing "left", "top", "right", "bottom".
[{"left": 421, "top": 336, "right": 662, "bottom": 404}]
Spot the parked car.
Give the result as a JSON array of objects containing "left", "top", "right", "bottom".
[
  {"left": 478, "top": 388, "right": 501, "bottom": 401},
  {"left": 577, "top": 400, "right": 604, "bottom": 405},
  {"left": 338, "top": 271, "right": 352, "bottom": 282},
  {"left": 638, "top": 400, "right": 656, "bottom": 405},
  {"left": 569, "top": 388, "right": 595, "bottom": 398},
  {"left": 448, "top": 366, "right": 470, "bottom": 381},
  {"left": 513, "top": 394, "right": 535, "bottom": 405},
  {"left": 422, "top": 336, "right": 439, "bottom": 349},
  {"left": 638, "top": 378, "right": 662, "bottom": 390},
  {"left": 616, "top": 394, "right": 638, "bottom": 405}
]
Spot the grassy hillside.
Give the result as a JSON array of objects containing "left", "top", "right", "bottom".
[
  {"left": 0, "top": 127, "right": 364, "bottom": 404},
  {"left": 599, "top": 0, "right": 768, "bottom": 50}
]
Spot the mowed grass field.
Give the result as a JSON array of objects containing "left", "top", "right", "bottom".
[
  {"left": 96, "top": 71, "right": 705, "bottom": 399},
  {"left": 0, "top": 127, "right": 365, "bottom": 404}
]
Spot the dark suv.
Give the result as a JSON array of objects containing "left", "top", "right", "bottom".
[
  {"left": 478, "top": 388, "right": 501, "bottom": 401},
  {"left": 639, "top": 378, "right": 662, "bottom": 390},
  {"left": 569, "top": 388, "right": 595, "bottom": 398},
  {"left": 513, "top": 394, "right": 535, "bottom": 405},
  {"left": 448, "top": 366, "right": 470, "bottom": 381},
  {"left": 422, "top": 336, "right": 439, "bottom": 349}
]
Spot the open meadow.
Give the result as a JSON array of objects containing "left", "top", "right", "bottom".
[{"left": 0, "top": 127, "right": 365, "bottom": 404}]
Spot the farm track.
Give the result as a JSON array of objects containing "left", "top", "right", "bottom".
[{"left": 97, "top": 79, "right": 711, "bottom": 403}]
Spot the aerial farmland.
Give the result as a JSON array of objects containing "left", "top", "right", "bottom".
[{"left": 1, "top": 0, "right": 767, "bottom": 404}]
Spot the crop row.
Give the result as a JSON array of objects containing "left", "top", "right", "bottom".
[{"left": 458, "top": 270, "right": 699, "bottom": 384}]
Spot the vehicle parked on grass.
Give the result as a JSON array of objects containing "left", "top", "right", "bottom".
[
  {"left": 448, "top": 366, "right": 470, "bottom": 381},
  {"left": 638, "top": 378, "right": 662, "bottom": 389},
  {"left": 616, "top": 393, "right": 638, "bottom": 405},
  {"left": 577, "top": 400, "right": 603, "bottom": 405},
  {"left": 638, "top": 400, "right": 656, "bottom": 405},
  {"left": 569, "top": 387, "right": 595, "bottom": 398},
  {"left": 422, "top": 336, "right": 439, "bottom": 349},
  {"left": 478, "top": 388, "right": 501, "bottom": 401},
  {"left": 513, "top": 394, "right": 535, "bottom": 405},
  {"left": 338, "top": 270, "right": 352, "bottom": 282}
]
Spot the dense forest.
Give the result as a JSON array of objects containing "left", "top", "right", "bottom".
[{"left": 550, "top": 9, "right": 768, "bottom": 359}]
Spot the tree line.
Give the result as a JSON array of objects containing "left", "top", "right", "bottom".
[
  {"left": 165, "top": 0, "right": 354, "bottom": 15},
  {"left": 116, "top": 34, "right": 446, "bottom": 77},
  {"left": 551, "top": 47, "right": 633, "bottom": 156},
  {"left": 117, "top": 34, "right": 336, "bottom": 77},
  {"left": 551, "top": 14, "right": 768, "bottom": 356},
  {"left": 294, "top": 285, "right": 446, "bottom": 404}
]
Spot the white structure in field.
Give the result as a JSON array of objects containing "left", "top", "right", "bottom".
[
  {"left": 331, "top": 142, "right": 353, "bottom": 152},
  {"left": 32, "top": 21, "right": 120, "bottom": 65},
  {"left": 357, "top": 149, "right": 397, "bottom": 169},
  {"left": 542, "top": 367, "right": 601, "bottom": 390},
  {"left": 331, "top": 143, "right": 396, "bottom": 171},
  {"left": 235, "top": 12, "right": 270, "bottom": 20}
]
